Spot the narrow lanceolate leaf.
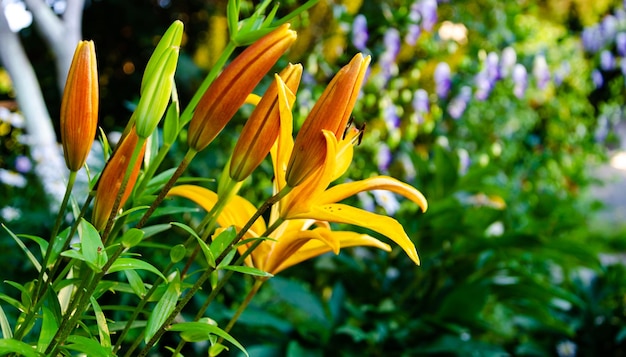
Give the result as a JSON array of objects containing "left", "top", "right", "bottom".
[
  {"left": 107, "top": 258, "right": 166, "bottom": 280},
  {"left": 64, "top": 335, "right": 113, "bottom": 357},
  {"left": 168, "top": 322, "right": 249, "bottom": 357},
  {"left": 221, "top": 265, "right": 273, "bottom": 278},
  {"left": 3, "top": 224, "right": 41, "bottom": 273},
  {"left": 90, "top": 297, "right": 112, "bottom": 348},
  {"left": 0, "top": 305, "right": 12, "bottom": 338},
  {"left": 124, "top": 269, "right": 147, "bottom": 297},
  {"left": 144, "top": 272, "right": 181, "bottom": 344},
  {"left": 0, "top": 339, "right": 40, "bottom": 357},
  {"left": 37, "top": 307, "right": 58, "bottom": 353}
]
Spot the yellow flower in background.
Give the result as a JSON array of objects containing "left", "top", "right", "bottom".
[
  {"left": 229, "top": 63, "right": 303, "bottom": 182},
  {"left": 187, "top": 24, "right": 297, "bottom": 152},
  {"left": 60, "top": 40, "right": 98, "bottom": 172},
  {"left": 285, "top": 53, "right": 370, "bottom": 187}
]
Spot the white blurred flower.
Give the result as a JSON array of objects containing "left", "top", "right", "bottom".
[
  {"left": 0, "top": 168, "right": 27, "bottom": 188},
  {"left": 372, "top": 190, "right": 400, "bottom": 215},
  {"left": 485, "top": 221, "right": 504, "bottom": 237},
  {"left": 556, "top": 340, "right": 577, "bottom": 357},
  {"left": 1, "top": 206, "right": 21, "bottom": 221}
]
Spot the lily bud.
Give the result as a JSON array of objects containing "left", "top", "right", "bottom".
[
  {"left": 187, "top": 23, "right": 297, "bottom": 152},
  {"left": 229, "top": 63, "right": 302, "bottom": 182},
  {"left": 92, "top": 128, "right": 146, "bottom": 231},
  {"left": 285, "top": 53, "right": 371, "bottom": 187},
  {"left": 60, "top": 40, "right": 99, "bottom": 172},
  {"left": 134, "top": 21, "right": 183, "bottom": 139}
]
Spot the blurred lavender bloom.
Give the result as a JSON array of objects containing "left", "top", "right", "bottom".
[
  {"left": 600, "top": 49, "right": 615, "bottom": 70},
  {"left": 592, "top": 69, "right": 604, "bottom": 88},
  {"left": 485, "top": 51, "right": 500, "bottom": 82},
  {"left": 594, "top": 114, "right": 609, "bottom": 143},
  {"left": 377, "top": 143, "right": 393, "bottom": 172},
  {"left": 15, "top": 155, "right": 32, "bottom": 173},
  {"left": 372, "top": 190, "right": 401, "bottom": 215},
  {"left": 622, "top": 58, "right": 626, "bottom": 76},
  {"left": 418, "top": 0, "right": 438, "bottom": 31},
  {"left": 581, "top": 26, "right": 602, "bottom": 53},
  {"left": 533, "top": 55, "right": 550, "bottom": 89},
  {"left": 512, "top": 63, "right": 527, "bottom": 98},
  {"left": 458, "top": 148, "right": 470, "bottom": 176},
  {"left": 409, "top": 1, "right": 421, "bottom": 22},
  {"left": 474, "top": 70, "right": 492, "bottom": 101},
  {"left": 412, "top": 88, "right": 430, "bottom": 117},
  {"left": 434, "top": 62, "right": 451, "bottom": 98},
  {"left": 384, "top": 28, "right": 401, "bottom": 58},
  {"left": 398, "top": 152, "right": 416, "bottom": 181},
  {"left": 448, "top": 86, "right": 472, "bottom": 119},
  {"left": 352, "top": 14, "right": 369, "bottom": 51},
  {"left": 500, "top": 47, "right": 517, "bottom": 77},
  {"left": 553, "top": 61, "right": 570, "bottom": 86},
  {"left": 383, "top": 100, "right": 400, "bottom": 130},
  {"left": 357, "top": 191, "right": 376, "bottom": 212},
  {"left": 405, "top": 24, "right": 422, "bottom": 45},
  {"left": 601, "top": 15, "right": 618, "bottom": 42},
  {"left": 616, "top": 32, "right": 626, "bottom": 57}
]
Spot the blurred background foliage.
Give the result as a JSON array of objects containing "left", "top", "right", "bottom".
[{"left": 2, "top": 0, "right": 626, "bottom": 355}]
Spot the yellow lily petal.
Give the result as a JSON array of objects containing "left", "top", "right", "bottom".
[
  {"left": 275, "top": 230, "right": 391, "bottom": 274},
  {"left": 263, "top": 227, "right": 341, "bottom": 274},
  {"left": 319, "top": 176, "right": 428, "bottom": 212},
  {"left": 167, "top": 185, "right": 267, "bottom": 235},
  {"left": 289, "top": 203, "right": 420, "bottom": 265}
]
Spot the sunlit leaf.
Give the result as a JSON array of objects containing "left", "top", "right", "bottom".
[
  {"left": 37, "top": 307, "right": 58, "bottom": 353},
  {"left": 107, "top": 258, "right": 166, "bottom": 280},
  {"left": 168, "top": 322, "right": 248, "bottom": 357},
  {"left": 144, "top": 272, "right": 181, "bottom": 344},
  {"left": 90, "top": 297, "right": 111, "bottom": 348},
  {"left": 0, "top": 338, "right": 40, "bottom": 357},
  {"left": 221, "top": 265, "right": 272, "bottom": 278}
]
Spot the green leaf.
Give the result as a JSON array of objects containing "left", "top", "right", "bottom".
[
  {"left": 142, "top": 224, "right": 171, "bottom": 238},
  {"left": 211, "top": 226, "right": 236, "bottom": 259},
  {"left": 221, "top": 265, "right": 272, "bottom": 278},
  {"left": 217, "top": 249, "right": 237, "bottom": 269},
  {"left": 170, "top": 222, "right": 200, "bottom": 240},
  {"left": 144, "top": 272, "right": 181, "bottom": 344},
  {"left": 107, "top": 258, "right": 166, "bottom": 280},
  {"left": 0, "top": 305, "right": 12, "bottom": 339},
  {"left": 90, "top": 297, "right": 111, "bottom": 348},
  {"left": 3, "top": 224, "right": 41, "bottom": 273},
  {"left": 78, "top": 219, "right": 106, "bottom": 271},
  {"left": 170, "top": 244, "right": 187, "bottom": 264},
  {"left": 36, "top": 307, "right": 58, "bottom": 353},
  {"left": 162, "top": 100, "right": 180, "bottom": 145},
  {"left": 0, "top": 338, "right": 40, "bottom": 357},
  {"left": 0, "top": 293, "right": 24, "bottom": 312},
  {"left": 169, "top": 322, "right": 248, "bottom": 357},
  {"left": 65, "top": 335, "right": 114, "bottom": 357},
  {"left": 121, "top": 228, "right": 145, "bottom": 249},
  {"left": 196, "top": 236, "right": 216, "bottom": 268},
  {"left": 124, "top": 269, "right": 147, "bottom": 297}
]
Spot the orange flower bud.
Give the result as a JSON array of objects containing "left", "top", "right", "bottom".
[
  {"left": 229, "top": 63, "right": 302, "bottom": 182},
  {"left": 92, "top": 128, "right": 146, "bottom": 231},
  {"left": 187, "top": 24, "right": 297, "bottom": 152},
  {"left": 285, "top": 53, "right": 371, "bottom": 187},
  {"left": 60, "top": 40, "right": 99, "bottom": 171}
]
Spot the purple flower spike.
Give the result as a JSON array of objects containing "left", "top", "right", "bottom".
[
  {"left": 621, "top": 59, "right": 626, "bottom": 76},
  {"left": 434, "top": 62, "right": 451, "bottom": 99},
  {"left": 377, "top": 143, "right": 393, "bottom": 172},
  {"left": 418, "top": 0, "right": 438, "bottom": 31},
  {"left": 592, "top": 69, "right": 604, "bottom": 88},
  {"left": 616, "top": 32, "right": 626, "bottom": 57},
  {"left": 600, "top": 50, "right": 615, "bottom": 71},
  {"left": 582, "top": 26, "right": 602, "bottom": 54},
  {"left": 486, "top": 51, "right": 500, "bottom": 82},
  {"left": 474, "top": 70, "right": 492, "bottom": 101},
  {"left": 405, "top": 24, "right": 422, "bottom": 45},
  {"left": 500, "top": 47, "right": 517, "bottom": 77},
  {"left": 352, "top": 14, "right": 369, "bottom": 51},
  {"left": 413, "top": 88, "right": 430, "bottom": 114},
  {"left": 512, "top": 64, "right": 527, "bottom": 98},
  {"left": 448, "top": 86, "right": 472, "bottom": 119}
]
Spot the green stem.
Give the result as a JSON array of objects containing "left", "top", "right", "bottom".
[
  {"left": 46, "top": 245, "right": 126, "bottom": 355},
  {"left": 135, "top": 187, "right": 290, "bottom": 356},
  {"left": 136, "top": 148, "right": 196, "bottom": 229},
  {"left": 135, "top": 142, "right": 171, "bottom": 197}
]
